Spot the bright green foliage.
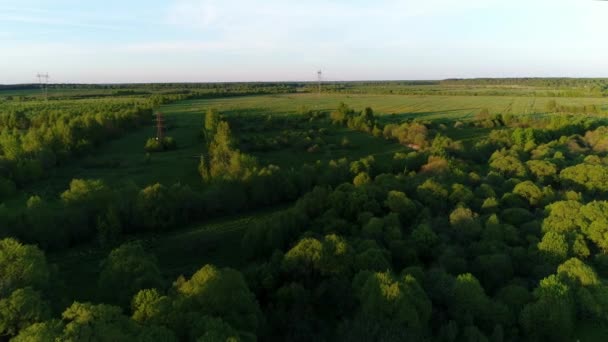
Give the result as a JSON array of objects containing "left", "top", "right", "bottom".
[
  {"left": 319, "top": 234, "right": 354, "bottom": 277},
  {"left": 538, "top": 231, "right": 569, "bottom": 262},
  {"left": 353, "top": 172, "right": 371, "bottom": 187},
  {"left": 60, "top": 178, "right": 110, "bottom": 206},
  {"left": 10, "top": 320, "right": 64, "bottom": 342},
  {"left": 131, "top": 289, "right": 173, "bottom": 326},
  {"left": 204, "top": 108, "right": 219, "bottom": 133},
  {"left": 557, "top": 258, "right": 599, "bottom": 286},
  {"left": 513, "top": 181, "right": 543, "bottom": 206},
  {"left": 489, "top": 150, "right": 526, "bottom": 177},
  {"left": 173, "top": 265, "right": 261, "bottom": 338},
  {"left": 579, "top": 201, "right": 608, "bottom": 253},
  {"left": 542, "top": 201, "right": 582, "bottom": 233},
  {"left": 282, "top": 238, "right": 323, "bottom": 277},
  {"left": 60, "top": 302, "right": 138, "bottom": 341},
  {"left": 98, "top": 242, "right": 164, "bottom": 306},
  {"left": 199, "top": 121, "right": 258, "bottom": 182},
  {"left": 384, "top": 122, "right": 430, "bottom": 148},
  {"left": 450, "top": 207, "right": 481, "bottom": 239},
  {"left": 330, "top": 102, "right": 355, "bottom": 125},
  {"left": 526, "top": 160, "right": 557, "bottom": 182},
  {"left": 0, "top": 238, "right": 49, "bottom": 296},
  {"left": 144, "top": 137, "right": 177, "bottom": 152},
  {"left": 0, "top": 287, "right": 50, "bottom": 337},
  {"left": 350, "top": 156, "right": 375, "bottom": 175},
  {"left": 560, "top": 163, "right": 608, "bottom": 193}
]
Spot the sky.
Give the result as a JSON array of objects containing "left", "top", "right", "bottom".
[{"left": 1, "top": 0, "right": 607, "bottom": 83}]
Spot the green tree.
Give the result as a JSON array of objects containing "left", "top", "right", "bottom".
[
  {"left": 520, "top": 275, "right": 574, "bottom": 342},
  {"left": 557, "top": 258, "right": 599, "bottom": 286},
  {"left": 282, "top": 238, "right": 323, "bottom": 278},
  {"left": 489, "top": 151, "right": 526, "bottom": 178},
  {"left": 513, "top": 181, "right": 543, "bottom": 206},
  {"left": 173, "top": 265, "right": 261, "bottom": 339},
  {"left": 0, "top": 238, "right": 49, "bottom": 296},
  {"left": 417, "top": 179, "right": 448, "bottom": 211},
  {"left": 560, "top": 163, "right": 608, "bottom": 193},
  {"left": 190, "top": 316, "right": 240, "bottom": 342},
  {"left": 346, "top": 271, "right": 431, "bottom": 340},
  {"left": 10, "top": 320, "right": 63, "bottom": 342},
  {"left": 0, "top": 287, "right": 50, "bottom": 337},
  {"left": 385, "top": 190, "right": 417, "bottom": 223},
  {"left": 538, "top": 231, "right": 569, "bottom": 263},
  {"left": 449, "top": 273, "right": 491, "bottom": 327},
  {"left": 61, "top": 302, "right": 138, "bottom": 341},
  {"left": 542, "top": 200, "right": 582, "bottom": 234},
  {"left": 204, "top": 108, "right": 219, "bottom": 133},
  {"left": 97, "top": 206, "right": 122, "bottom": 246},
  {"left": 353, "top": 172, "right": 371, "bottom": 187},
  {"left": 450, "top": 207, "right": 481, "bottom": 240},
  {"left": 319, "top": 234, "right": 354, "bottom": 277},
  {"left": 526, "top": 160, "right": 557, "bottom": 183},
  {"left": 98, "top": 242, "right": 164, "bottom": 306}
]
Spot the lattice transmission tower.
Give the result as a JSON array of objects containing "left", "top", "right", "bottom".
[
  {"left": 317, "top": 70, "right": 322, "bottom": 95},
  {"left": 155, "top": 112, "right": 165, "bottom": 140},
  {"left": 36, "top": 72, "right": 49, "bottom": 100}
]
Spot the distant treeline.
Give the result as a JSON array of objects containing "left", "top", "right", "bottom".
[
  {"left": 441, "top": 77, "right": 608, "bottom": 88},
  {"left": 4, "top": 78, "right": 608, "bottom": 98},
  {"left": 0, "top": 82, "right": 305, "bottom": 92},
  {"left": 0, "top": 83, "right": 303, "bottom": 101}
]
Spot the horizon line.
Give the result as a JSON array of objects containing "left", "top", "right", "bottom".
[{"left": 4, "top": 76, "right": 608, "bottom": 86}]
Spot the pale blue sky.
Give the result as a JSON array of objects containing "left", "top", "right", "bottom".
[{"left": 1, "top": 0, "right": 607, "bottom": 83}]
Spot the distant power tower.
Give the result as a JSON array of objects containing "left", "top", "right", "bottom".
[
  {"left": 155, "top": 112, "right": 165, "bottom": 140},
  {"left": 317, "top": 70, "right": 322, "bottom": 95},
  {"left": 36, "top": 72, "right": 49, "bottom": 100}
]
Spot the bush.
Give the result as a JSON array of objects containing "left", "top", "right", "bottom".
[{"left": 144, "top": 137, "right": 177, "bottom": 152}]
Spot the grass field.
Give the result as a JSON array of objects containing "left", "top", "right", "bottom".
[
  {"left": 16, "top": 93, "right": 608, "bottom": 203},
  {"left": 192, "top": 93, "right": 608, "bottom": 121}
]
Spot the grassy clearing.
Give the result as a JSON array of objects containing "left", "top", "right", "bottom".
[
  {"left": 17, "top": 100, "right": 205, "bottom": 202},
  {"left": 250, "top": 126, "right": 406, "bottom": 167}
]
